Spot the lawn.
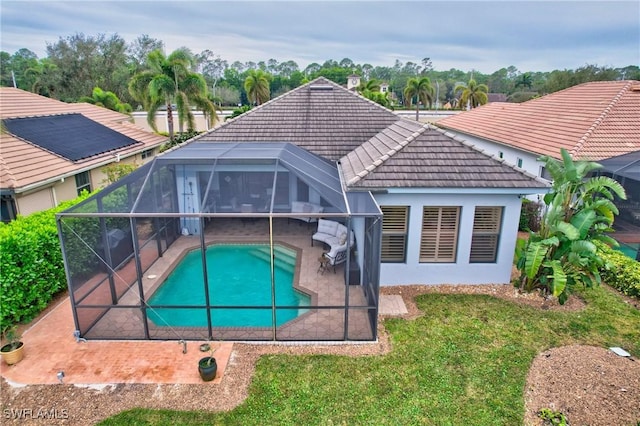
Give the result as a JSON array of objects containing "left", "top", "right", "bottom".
[{"left": 100, "top": 286, "right": 640, "bottom": 425}]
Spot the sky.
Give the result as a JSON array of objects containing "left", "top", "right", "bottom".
[{"left": 1, "top": 0, "right": 639, "bottom": 74}]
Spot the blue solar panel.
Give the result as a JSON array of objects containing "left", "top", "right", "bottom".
[{"left": 3, "top": 113, "right": 140, "bottom": 162}]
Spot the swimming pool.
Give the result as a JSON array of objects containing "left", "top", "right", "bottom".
[
  {"left": 615, "top": 242, "right": 640, "bottom": 261},
  {"left": 147, "top": 244, "right": 310, "bottom": 327}
]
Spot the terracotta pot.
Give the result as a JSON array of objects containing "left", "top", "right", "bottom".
[
  {"left": 1, "top": 342, "right": 24, "bottom": 365},
  {"left": 198, "top": 356, "right": 217, "bottom": 381}
]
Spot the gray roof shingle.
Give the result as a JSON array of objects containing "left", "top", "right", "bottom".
[
  {"left": 341, "top": 123, "right": 548, "bottom": 189},
  {"left": 194, "top": 77, "right": 547, "bottom": 191},
  {"left": 197, "top": 78, "right": 399, "bottom": 160}
]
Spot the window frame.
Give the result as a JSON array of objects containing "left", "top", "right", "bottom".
[
  {"left": 419, "top": 206, "right": 460, "bottom": 263},
  {"left": 75, "top": 171, "right": 92, "bottom": 196},
  {"left": 380, "top": 205, "right": 409, "bottom": 263},
  {"left": 469, "top": 206, "right": 503, "bottom": 263}
]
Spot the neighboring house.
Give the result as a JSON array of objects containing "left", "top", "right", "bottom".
[
  {"left": 0, "top": 88, "right": 167, "bottom": 221},
  {"left": 436, "top": 80, "right": 640, "bottom": 185},
  {"left": 487, "top": 93, "right": 507, "bottom": 103},
  {"left": 196, "top": 77, "right": 548, "bottom": 285},
  {"left": 347, "top": 74, "right": 361, "bottom": 91}
]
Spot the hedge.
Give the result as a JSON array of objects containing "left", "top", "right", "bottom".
[
  {"left": 597, "top": 242, "right": 640, "bottom": 298},
  {"left": 0, "top": 192, "right": 93, "bottom": 331}
]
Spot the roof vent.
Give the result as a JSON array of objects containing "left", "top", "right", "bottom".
[
  {"left": 309, "top": 84, "right": 333, "bottom": 91},
  {"left": 630, "top": 84, "right": 640, "bottom": 92}
]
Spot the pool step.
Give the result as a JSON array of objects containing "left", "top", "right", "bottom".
[{"left": 249, "top": 246, "right": 296, "bottom": 271}]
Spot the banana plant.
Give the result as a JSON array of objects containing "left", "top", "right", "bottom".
[{"left": 514, "top": 149, "right": 626, "bottom": 304}]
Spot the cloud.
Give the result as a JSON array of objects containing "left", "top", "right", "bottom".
[{"left": 1, "top": 0, "right": 638, "bottom": 73}]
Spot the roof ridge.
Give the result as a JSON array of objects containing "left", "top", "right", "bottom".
[
  {"left": 347, "top": 121, "right": 430, "bottom": 185},
  {"left": 0, "top": 154, "right": 18, "bottom": 189},
  {"left": 189, "top": 77, "right": 344, "bottom": 145},
  {"left": 433, "top": 125, "right": 548, "bottom": 184},
  {"left": 571, "top": 80, "right": 634, "bottom": 158}
]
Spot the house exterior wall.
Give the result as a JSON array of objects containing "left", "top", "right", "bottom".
[
  {"left": 16, "top": 188, "right": 55, "bottom": 216},
  {"left": 374, "top": 191, "right": 523, "bottom": 285},
  {"left": 444, "top": 131, "right": 549, "bottom": 201},
  {"left": 13, "top": 154, "right": 150, "bottom": 218},
  {"left": 448, "top": 131, "right": 544, "bottom": 177},
  {"left": 132, "top": 112, "right": 219, "bottom": 134}
]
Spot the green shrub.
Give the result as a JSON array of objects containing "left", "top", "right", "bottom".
[
  {"left": 0, "top": 192, "right": 93, "bottom": 330},
  {"left": 597, "top": 241, "right": 640, "bottom": 298}
]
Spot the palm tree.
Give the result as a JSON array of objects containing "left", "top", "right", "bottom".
[
  {"left": 515, "top": 72, "right": 533, "bottom": 90},
  {"left": 403, "top": 77, "right": 435, "bottom": 121},
  {"left": 356, "top": 78, "right": 381, "bottom": 94},
  {"left": 454, "top": 79, "right": 489, "bottom": 110},
  {"left": 24, "top": 59, "right": 59, "bottom": 98},
  {"left": 128, "top": 48, "right": 216, "bottom": 140},
  {"left": 244, "top": 69, "right": 270, "bottom": 106}
]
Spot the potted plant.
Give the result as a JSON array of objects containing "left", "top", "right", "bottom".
[
  {"left": 198, "top": 343, "right": 218, "bottom": 382},
  {"left": 1, "top": 326, "right": 24, "bottom": 365}
]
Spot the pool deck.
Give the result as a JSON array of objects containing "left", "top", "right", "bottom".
[
  {"left": 0, "top": 296, "right": 232, "bottom": 385},
  {"left": 2, "top": 218, "right": 385, "bottom": 387}
]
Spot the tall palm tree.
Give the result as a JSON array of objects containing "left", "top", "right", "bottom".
[
  {"left": 128, "top": 48, "right": 216, "bottom": 140},
  {"left": 454, "top": 79, "right": 489, "bottom": 110},
  {"left": 244, "top": 69, "right": 270, "bottom": 106},
  {"left": 403, "top": 77, "right": 435, "bottom": 121}
]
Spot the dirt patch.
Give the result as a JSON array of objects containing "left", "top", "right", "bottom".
[
  {"left": 524, "top": 345, "right": 640, "bottom": 426},
  {"left": 380, "top": 283, "right": 586, "bottom": 320}
]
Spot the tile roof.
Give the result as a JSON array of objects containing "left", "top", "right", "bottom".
[
  {"left": 340, "top": 122, "right": 548, "bottom": 190},
  {"left": 436, "top": 80, "right": 640, "bottom": 161},
  {"left": 196, "top": 78, "right": 399, "bottom": 160},
  {"left": 0, "top": 88, "right": 166, "bottom": 192},
  {"left": 193, "top": 77, "right": 547, "bottom": 191}
]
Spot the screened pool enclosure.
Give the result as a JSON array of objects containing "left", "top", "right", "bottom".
[{"left": 57, "top": 143, "right": 382, "bottom": 341}]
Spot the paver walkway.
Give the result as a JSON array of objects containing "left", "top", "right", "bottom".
[{"left": 379, "top": 295, "right": 408, "bottom": 316}]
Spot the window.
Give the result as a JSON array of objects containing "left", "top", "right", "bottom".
[
  {"left": 517, "top": 158, "right": 523, "bottom": 168},
  {"left": 75, "top": 171, "right": 92, "bottom": 196},
  {"left": 498, "top": 151, "right": 504, "bottom": 159},
  {"left": 420, "top": 206, "right": 460, "bottom": 262},
  {"left": 141, "top": 148, "right": 154, "bottom": 159},
  {"left": 381, "top": 206, "right": 409, "bottom": 262},
  {"left": 470, "top": 207, "right": 503, "bottom": 263},
  {"left": 539, "top": 166, "right": 552, "bottom": 180}
]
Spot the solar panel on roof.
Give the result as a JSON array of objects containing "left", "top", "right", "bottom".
[{"left": 3, "top": 113, "right": 141, "bottom": 162}]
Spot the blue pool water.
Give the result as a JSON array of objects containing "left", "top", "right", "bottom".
[
  {"left": 615, "top": 242, "right": 639, "bottom": 261},
  {"left": 147, "top": 244, "right": 310, "bottom": 327}
]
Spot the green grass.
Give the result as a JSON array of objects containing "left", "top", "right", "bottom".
[{"left": 100, "top": 286, "right": 640, "bottom": 425}]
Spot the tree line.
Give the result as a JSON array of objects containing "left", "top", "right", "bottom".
[{"left": 2, "top": 32, "right": 638, "bottom": 114}]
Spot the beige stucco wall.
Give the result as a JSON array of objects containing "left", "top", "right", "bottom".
[
  {"left": 132, "top": 111, "right": 227, "bottom": 133},
  {"left": 14, "top": 153, "right": 152, "bottom": 217},
  {"left": 16, "top": 188, "right": 55, "bottom": 216}
]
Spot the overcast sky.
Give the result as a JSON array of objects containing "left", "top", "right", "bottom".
[{"left": 1, "top": 0, "right": 638, "bottom": 74}]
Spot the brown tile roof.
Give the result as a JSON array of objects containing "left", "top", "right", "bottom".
[
  {"left": 0, "top": 88, "right": 166, "bottom": 192},
  {"left": 196, "top": 78, "right": 399, "bottom": 160},
  {"left": 436, "top": 80, "right": 640, "bottom": 161},
  {"left": 193, "top": 77, "right": 547, "bottom": 191},
  {"left": 340, "top": 122, "right": 548, "bottom": 190}
]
